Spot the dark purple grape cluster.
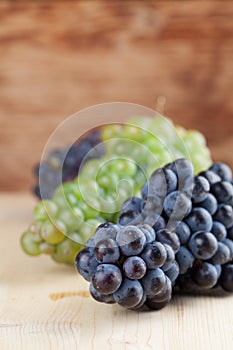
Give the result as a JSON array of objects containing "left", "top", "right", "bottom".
[
  {"left": 75, "top": 159, "right": 233, "bottom": 311},
  {"left": 76, "top": 223, "right": 177, "bottom": 310},
  {"left": 33, "top": 130, "right": 104, "bottom": 199}
]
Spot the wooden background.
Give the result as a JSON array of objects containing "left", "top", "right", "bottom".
[{"left": 0, "top": 0, "right": 233, "bottom": 191}]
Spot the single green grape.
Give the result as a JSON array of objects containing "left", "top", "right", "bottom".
[
  {"left": 20, "top": 231, "right": 41, "bottom": 256},
  {"left": 52, "top": 233, "right": 82, "bottom": 264},
  {"left": 40, "top": 220, "right": 65, "bottom": 244}
]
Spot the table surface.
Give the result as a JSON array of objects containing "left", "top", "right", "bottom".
[{"left": 0, "top": 192, "right": 233, "bottom": 350}]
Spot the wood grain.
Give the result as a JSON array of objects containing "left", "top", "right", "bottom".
[
  {"left": 0, "top": 1, "right": 233, "bottom": 191},
  {"left": 0, "top": 192, "right": 233, "bottom": 350}
]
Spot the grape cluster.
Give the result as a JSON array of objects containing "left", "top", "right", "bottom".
[
  {"left": 22, "top": 116, "right": 212, "bottom": 264},
  {"left": 34, "top": 130, "right": 104, "bottom": 199},
  {"left": 76, "top": 223, "right": 177, "bottom": 310},
  {"left": 76, "top": 159, "right": 233, "bottom": 310}
]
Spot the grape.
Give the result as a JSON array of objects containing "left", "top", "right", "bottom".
[
  {"left": 116, "top": 226, "right": 146, "bottom": 256},
  {"left": 219, "top": 264, "right": 233, "bottom": 292},
  {"left": 143, "top": 214, "right": 166, "bottom": 232},
  {"left": 20, "top": 231, "right": 41, "bottom": 256},
  {"left": 141, "top": 182, "right": 148, "bottom": 200},
  {"left": 136, "top": 223, "right": 156, "bottom": 243},
  {"left": 191, "top": 262, "right": 218, "bottom": 289},
  {"left": 185, "top": 208, "right": 213, "bottom": 233},
  {"left": 199, "top": 170, "right": 221, "bottom": 185},
  {"left": 166, "top": 158, "right": 194, "bottom": 196},
  {"left": 89, "top": 284, "right": 116, "bottom": 304},
  {"left": 211, "top": 181, "right": 233, "bottom": 205},
  {"left": 165, "top": 261, "right": 180, "bottom": 284},
  {"left": 163, "top": 168, "right": 178, "bottom": 194},
  {"left": 164, "top": 191, "right": 192, "bottom": 220},
  {"left": 113, "top": 278, "right": 144, "bottom": 308},
  {"left": 156, "top": 229, "right": 180, "bottom": 253},
  {"left": 161, "top": 244, "right": 175, "bottom": 272},
  {"left": 199, "top": 193, "right": 218, "bottom": 215},
  {"left": 123, "top": 256, "right": 147, "bottom": 280},
  {"left": 176, "top": 247, "right": 195, "bottom": 274},
  {"left": 173, "top": 221, "right": 191, "bottom": 245},
  {"left": 148, "top": 168, "right": 167, "bottom": 200},
  {"left": 75, "top": 246, "right": 98, "bottom": 282},
  {"left": 215, "top": 265, "right": 222, "bottom": 279},
  {"left": 141, "top": 269, "right": 166, "bottom": 296},
  {"left": 211, "top": 221, "right": 227, "bottom": 241},
  {"left": 188, "top": 231, "right": 218, "bottom": 260},
  {"left": 209, "top": 162, "right": 232, "bottom": 182},
  {"left": 94, "top": 223, "right": 119, "bottom": 244},
  {"left": 91, "top": 264, "right": 122, "bottom": 295},
  {"left": 146, "top": 294, "right": 172, "bottom": 310},
  {"left": 147, "top": 276, "right": 172, "bottom": 303},
  {"left": 94, "top": 238, "right": 120, "bottom": 264},
  {"left": 128, "top": 292, "right": 147, "bottom": 310},
  {"left": 140, "top": 242, "right": 167, "bottom": 269},
  {"left": 208, "top": 242, "right": 230, "bottom": 265},
  {"left": 192, "top": 176, "right": 210, "bottom": 203},
  {"left": 223, "top": 238, "right": 233, "bottom": 260},
  {"left": 213, "top": 204, "right": 233, "bottom": 229}
]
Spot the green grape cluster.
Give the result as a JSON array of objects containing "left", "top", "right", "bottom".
[{"left": 21, "top": 116, "right": 212, "bottom": 264}]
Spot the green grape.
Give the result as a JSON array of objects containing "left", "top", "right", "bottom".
[
  {"left": 20, "top": 231, "right": 41, "bottom": 256},
  {"left": 79, "top": 218, "right": 104, "bottom": 241},
  {"left": 52, "top": 233, "right": 82, "bottom": 264},
  {"left": 101, "top": 124, "right": 123, "bottom": 141},
  {"left": 34, "top": 200, "right": 58, "bottom": 222},
  {"left": 40, "top": 220, "right": 65, "bottom": 244},
  {"left": 39, "top": 242, "right": 56, "bottom": 255}
]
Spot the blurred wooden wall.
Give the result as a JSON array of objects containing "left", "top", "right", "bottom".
[{"left": 0, "top": 1, "right": 233, "bottom": 191}]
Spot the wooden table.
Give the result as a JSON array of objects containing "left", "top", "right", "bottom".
[{"left": 0, "top": 193, "right": 233, "bottom": 350}]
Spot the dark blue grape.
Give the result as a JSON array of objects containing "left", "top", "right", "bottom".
[
  {"left": 185, "top": 208, "right": 213, "bottom": 233},
  {"left": 116, "top": 226, "right": 146, "bottom": 256},
  {"left": 140, "top": 242, "right": 167, "bottom": 269},
  {"left": 166, "top": 158, "right": 194, "bottom": 196},
  {"left": 89, "top": 284, "right": 116, "bottom": 304},
  {"left": 188, "top": 231, "right": 218, "bottom": 260},
  {"left": 211, "top": 221, "right": 227, "bottom": 241},
  {"left": 94, "top": 223, "right": 119, "bottom": 244},
  {"left": 211, "top": 181, "right": 233, "bottom": 205},
  {"left": 147, "top": 276, "right": 172, "bottom": 303},
  {"left": 91, "top": 264, "right": 122, "bottom": 295},
  {"left": 94, "top": 238, "right": 120, "bottom": 263},
  {"left": 215, "top": 265, "right": 222, "bottom": 279},
  {"left": 136, "top": 223, "right": 156, "bottom": 243},
  {"left": 208, "top": 242, "right": 230, "bottom": 265},
  {"left": 199, "top": 193, "right": 218, "bottom": 215},
  {"left": 128, "top": 291, "right": 147, "bottom": 310},
  {"left": 141, "top": 196, "right": 164, "bottom": 216},
  {"left": 213, "top": 204, "right": 233, "bottom": 229},
  {"left": 120, "top": 197, "right": 142, "bottom": 214},
  {"left": 192, "top": 176, "right": 210, "bottom": 203},
  {"left": 173, "top": 221, "right": 191, "bottom": 244},
  {"left": 191, "top": 262, "right": 218, "bottom": 289},
  {"left": 148, "top": 168, "right": 167, "bottom": 200},
  {"left": 164, "top": 191, "right": 191, "bottom": 220},
  {"left": 199, "top": 170, "right": 221, "bottom": 185},
  {"left": 113, "top": 278, "right": 143, "bottom": 308},
  {"left": 223, "top": 238, "right": 233, "bottom": 260},
  {"left": 219, "top": 264, "right": 233, "bottom": 292},
  {"left": 123, "top": 256, "right": 147, "bottom": 280},
  {"left": 163, "top": 168, "right": 178, "bottom": 194},
  {"left": 118, "top": 211, "right": 142, "bottom": 226},
  {"left": 75, "top": 247, "right": 98, "bottom": 282},
  {"left": 209, "top": 162, "right": 232, "bottom": 182},
  {"left": 156, "top": 229, "right": 180, "bottom": 253},
  {"left": 141, "top": 268, "right": 166, "bottom": 296},
  {"left": 161, "top": 244, "right": 175, "bottom": 272},
  {"left": 146, "top": 295, "right": 172, "bottom": 310},
  {"left": 165, "top": 261, "right": 180, "bottom": 284},
  {"left": 176, "top": 246, "right": 195, "bottom": 274},
  {"left": 142, "top": 214, "right": 166, "bottom": 232}
]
